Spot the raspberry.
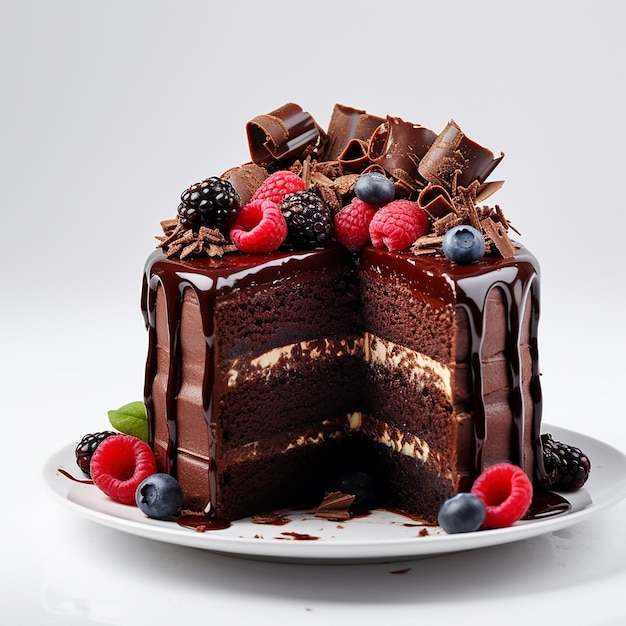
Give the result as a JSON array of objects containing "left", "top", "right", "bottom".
[
  {"left": 541, "top": 433, "right": 591, "bottom": 491},
  {"left": 280, "top": 190, "right": 334, "bottom": 249},
  {"left": 368, "top": 200, "right": 429, "bottom": 252},
  {"left": 177, "top": 177, "right": 241, "bottom": 232},
  {"left": 75, "top": 431, "right": 116, "bottom": 478},
  {"left": 334, "top": 198, "right": 377, "bottom": 251},
  {"left": 250, "top": 170, "right": 305, "bottom": 205},
  {"left": 471, "top": 463, "right": 533, "bottom": 528},
  {"left": 90, "top": 434, "right": 157, "bottom": 506},
  {"left": 229, "top": 199, "right": 288, "bottom": 253}
]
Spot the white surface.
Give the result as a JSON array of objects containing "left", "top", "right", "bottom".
[
  {"left": 2, "top": 0, "right": 626, "bottom": 623},
  {"left": 43, "top": 427, "right": 623, "bottom": 563}
]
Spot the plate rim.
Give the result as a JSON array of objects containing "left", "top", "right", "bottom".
[{"left": 42, "top": 424, "right": 626, "bottom": 564}]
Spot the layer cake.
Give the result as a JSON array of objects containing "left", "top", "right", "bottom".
[{"left": 141, "top": 103, "right": 547, "bottom": 523}]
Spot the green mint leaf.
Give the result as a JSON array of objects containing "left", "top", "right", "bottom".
[{"left": 108, "top": 401, "right": 148, "bottom": 441}]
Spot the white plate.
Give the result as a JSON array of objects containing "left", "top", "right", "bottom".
[{"left": 43, "top": 425, "right": 626, "bottom": 564}]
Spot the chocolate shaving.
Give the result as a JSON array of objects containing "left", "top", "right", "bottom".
[
  {"left": 314, "top": 491, "right": 355, "bottom": 521},
  {"left": 481, "top": 216, "right": 516, "bottom": 258},
  {"left": 156, "top": 220, "right": 237, "bottom": 260},
  {"left": 246, "top": 103, "right": 322, "bottom": 166},
  {"left": 418, "top": 119, "right": 504, "bottom": 189},
  {"left": 315, "top": 184, "right": 342, "bottom": 213},
  {"left": 251, "top": 512, "right": 291, "bottom": 525}
]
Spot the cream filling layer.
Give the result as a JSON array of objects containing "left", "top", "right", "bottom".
[
  {"left": 226, "top": 333, "right": 451, "bottom": 401},
  {"left": 363, "top": 332, "right": 452, "bottom": 400},
  {"left": 221, "top": 412, "right": 449, "bottom": 475},
  {"left": 226, "top": 337, "right": 363, "bottom": 387}
]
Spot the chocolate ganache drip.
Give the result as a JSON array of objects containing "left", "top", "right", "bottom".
[{"left": 454, "top": 250, "right": 542, "bottom": 479}]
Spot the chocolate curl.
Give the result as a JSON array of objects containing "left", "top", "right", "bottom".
[
  {"left": 321, "top": 103, "right": 385, "bottom": 161},
  {"left": 368, "top": 116, "right": 437, "bottom": 183},
  {"left": 417, "top": 184, "right": 457, "bottom": 219},
  {"left": 418, "top": 120, "right": 504, "bottom": 190},
  {"left": 337, "top": 138, "right": 371, "bottom": 173},
  {"left": 221, "top": 163, "right": 268, "bottom": 205},
  {"left": 246, "top": 103, "right": 322, "bottom": 166}
]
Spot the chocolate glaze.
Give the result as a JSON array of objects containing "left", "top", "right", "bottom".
[
  {"left": 177, "top": 514, "right": 231, "bottom": 531},
  {"left": 523, "top": 491, "right": 571, "bottom": 520},
  {"left": 57, "top": 468, "right": 93, "bottom": 484}
]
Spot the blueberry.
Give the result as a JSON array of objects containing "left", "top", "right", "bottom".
[
  {"left": 135, "top": 473, "right": 184, "bottom": 519},
  {"left": 354, "top": 172, "right": 395, "bottom": 207},
  {"left": 438, "top": 493, "right": 486, "bottom": 534},
  {"left": 333, "top": 471, "right": 379, "bottom": 509},
  {"left": 442, "top": 225, "right": 486, "bottom": 264}
]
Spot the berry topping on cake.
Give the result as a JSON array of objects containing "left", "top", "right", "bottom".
[
  {"left": 136, "top": 473, "right": 184, "bottom": 519},
  {"left": 442, "top": 225, "right": 486, "bottom": 264},
  {"left": 541, "top": 433, "right": 591, "bottom": 491},
  {"left": 280, "top": 190, "right": 334, "bottom": 249},
  {"left": 354, "top": 172, "right": 395, "bottom": 207},
  {"left": 229, "top": 198, "right": 288, "bottom": 253},
  {"left": 438, "top": 492, "right": 486, "bottom": 534},
  {"left": 90, "top": 434, "right": 157, "bottom": 506},
  {"left": 369, "top": 200, "right": 429, "bottom": 252},
  {"left": 471, "top": 463, "right": 533, "bottom": 528},
  {"left": 334, "top": 198, "right": 377, "bottom": 251},
  {"left": 250, "top": 170, "right": 306, "bottom": 205},
  {"left": 75, "top": 431, "right": 116, "bottom": 478},
  {"left": 177, "top": 177, "right": 241, "bottom": 231}
]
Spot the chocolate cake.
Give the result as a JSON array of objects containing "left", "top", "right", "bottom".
[{"left": 141, "top": 103, "right": 547, "bottom": 523}]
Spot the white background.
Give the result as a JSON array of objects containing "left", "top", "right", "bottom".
[{"left": 2, "top": 1, "right": 625, "bottom": 624}]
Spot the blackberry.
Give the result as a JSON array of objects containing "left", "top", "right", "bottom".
[
  {"left": 541, "top": 433, "right": 591, "bottom": 491},
  {"left": 75, "top": 431, "right": 116, "bottom": 478},
  {"left": 280, "top": 190, "right": 334, "bottom": 249},
  {"left": 177, "top": 177, "right": 241, "bottom": 232}
]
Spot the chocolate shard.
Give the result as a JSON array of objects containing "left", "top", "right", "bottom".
[
  {"left": 482, "top": 215, "right": 516, "bottom": 258},
  {"left": 418, "top": 120, "right": 504, "bottom": 190},
  {"left": 246, "top": 103, "right": 322, "bottom": 166},
  {"left": 368, "top": 116, "right": 437, "bottom": 182},
  {"left": 337, "top": 138, "right": 372, "bottom": 173},
  {"left": 475, "top": 179, "right": 505, "bottom": 204},
  {"left": 321, "top": 103, "right": 386, "bottom": 161},
  {"left": 314, "top": 491, "right": 355, "bottom": 521},
  {"left": 417, "top": 184, "right": 457, "bottom": 219}
]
